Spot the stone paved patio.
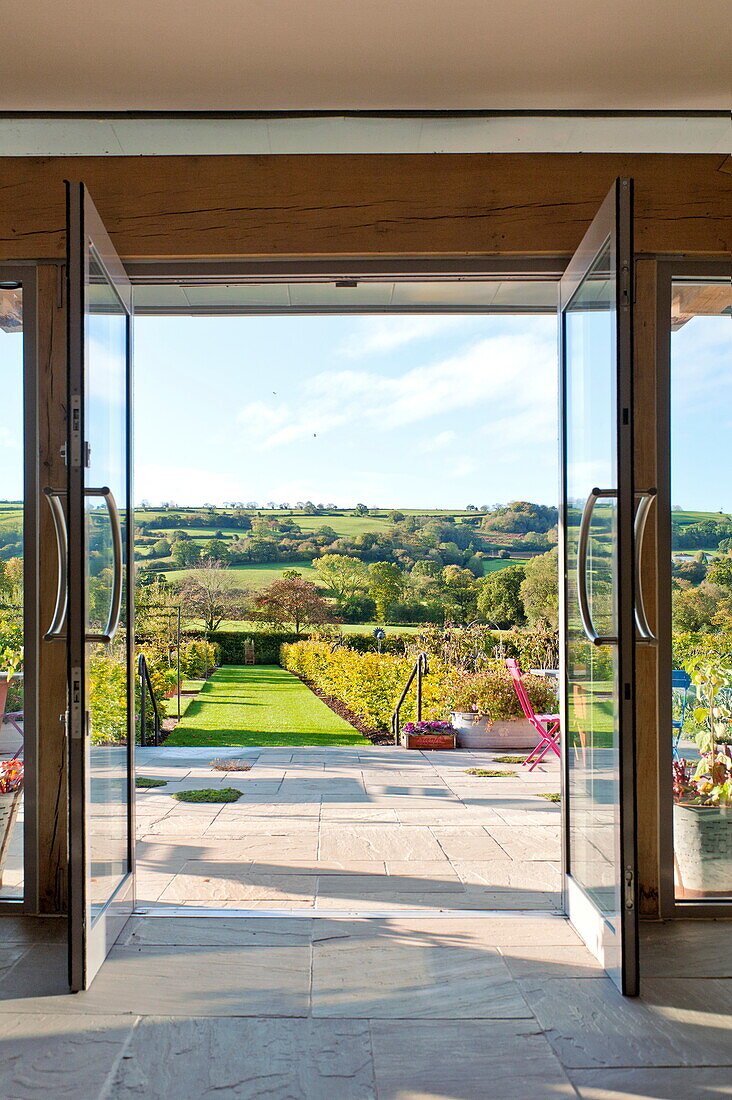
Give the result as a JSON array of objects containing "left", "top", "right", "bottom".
[
  {"left": 0, "top": 912, "right": 730, "bottom": 1098},
  {"left": 135, "top": 744, "right": 561, "bottom": 911}
]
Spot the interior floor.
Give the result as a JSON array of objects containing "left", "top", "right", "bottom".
[
  {"left": 0, "top": 914, "right": 730, "bottom": 1098},
  {"left": 134, "top": 745, "right": 561, "bottom": 911}
]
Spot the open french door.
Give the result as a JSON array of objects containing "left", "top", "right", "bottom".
[
  {"left": 559, "top": 178, "right": 640, "bottom": 995},
  {"left": 66, "top": 183, "right": 135, "bottom": 991}
]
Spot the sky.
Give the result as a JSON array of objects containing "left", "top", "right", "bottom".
[
  {"left": 132, "top": 313, "right": 559, "bottom": 509},
  {"left": 671, "top": 315, "right": 732, "bottom": 512},
  {"left": 1, "top": 308, "right": 729, "bottom": 511}
]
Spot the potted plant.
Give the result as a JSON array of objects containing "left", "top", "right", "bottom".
[
  {"left": 402, "top": 719, "right": 457, "bottom": 750},
  {"left": 0, "top": 644, "right": 22, "bottom": 726},
  {"left": 0, "top": 757, "right": 23, "bottom": 889},
  {"left": 449, "top": 667, "right": 557, "bottom": 750},
  {"left": 673, "top": 655, "right": 732, "bottom": 896}
]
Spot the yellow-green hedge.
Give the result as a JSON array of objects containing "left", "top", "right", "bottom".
[{"left": 281, "top": 640, "right": 451, "bottom": 731}]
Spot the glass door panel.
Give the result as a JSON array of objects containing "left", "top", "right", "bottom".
[
  {"left": 560, "top": 179, "right": 638, "bottom": 995},
  {"left": 669, "top": 272, "right": 732, "bottom": 905},
  {"left": 0, "top": 282, "right": 25, "bottom": 904},
  {"left": 67, "top": 184, "right": 135, "bottom": 991}
]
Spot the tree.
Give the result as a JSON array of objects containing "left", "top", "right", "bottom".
[
  {"left": 151, "top": 538, "right": 171, "bottom": 559},
  {"left": 520, "top": 548, "right": 559, "bottom": 627},
  {"left": 254, "top": 577, "right": 336, "bottom": 633},
  {"left": 313, "top": 554, "right": 369, "bottom": 604},
  {"left": 388, "top": 510, "right": 405, "bottom": 523},
  {"left": 367, "top": 561, "right": 405, "bottom": 620},
  {"left": 672, "top": 581, "right": 725, "bottom": 633},
  {"left": 171, "top": 540, "right": 201, "bottom": 567},
  {"left": 354, "top": 503, "right": 370, "bottom": 516},
  {"left": 440, "top": 565, "right": 480, "bottom": 623},
  {"left": 177, "top": 563, "right": 248, "bottom": 631},
  {"left": 477, "top": 564, "right": 526, "bottom": 627},
  {"left": 203, "top": 538, "right": 231, "bottom": 564},
  {"left": 706, "top": 558, "right": 732, "bottom": 591}
]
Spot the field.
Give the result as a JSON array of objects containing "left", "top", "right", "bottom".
[
  {"left": 184, "top": 619, "right": 425, "bottom": 635},
  {"left": 164, "top": 561, "right": 320, "bottom": 586}
]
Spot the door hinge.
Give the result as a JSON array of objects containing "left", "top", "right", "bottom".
[{"left": 624, "top": 866, "right": 635, "bottom": 911}]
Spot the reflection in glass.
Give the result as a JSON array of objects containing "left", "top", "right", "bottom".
[
  {"left": 670, "top": 276, "right": 732, "bottom": 902},
  {"left": 0, "top": 285, "right": 24, "bottom": 902},
  {"left": 565, "top": 243, "right": 621, "bottom": 918},
  {"left": 86, "top": 253, "right": 130, "bottom": 917}
]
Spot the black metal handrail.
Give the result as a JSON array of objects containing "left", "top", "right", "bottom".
[
  {"left": 138, "top": 653, "right": 162, "bottom": 747},
  {"left": 391, "top": 651, "right": 429, "bottom": 746}
]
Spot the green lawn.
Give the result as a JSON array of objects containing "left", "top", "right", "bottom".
[{"left": 164, "top": 664, "right": 365, "bottom": 747}]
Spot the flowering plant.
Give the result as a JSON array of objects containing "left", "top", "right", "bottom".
[
  {"left": 673, "top": 746, "right": 732, "bottom": 807},
  {"left": 403, "top": 720, "right": 456, "bottom": 735},
  {"left": 0, "top": 644, "right": 22, "bottom": 682},
  {"left": 0, "top": 758, "right": 23, "bottom": 794}
]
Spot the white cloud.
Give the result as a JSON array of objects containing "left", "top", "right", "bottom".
[
  {"left": 419, "top": 429, "right": 457, "bottom": 454},
  {"left": 236, "top": 328, "right": 557, "bottom": 455},
  {"left": 135, "top": 463, "right": 244, "bottom": 507},
  {"left": 340, "top": 315, "right": 469, "bottom": 357}
]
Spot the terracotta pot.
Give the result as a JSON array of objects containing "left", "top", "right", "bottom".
[
  {"left": 674, "top": 802, "right": 732, "bottom": 897},
  {"left": 0, "top": 788, "right": 22, "bottom": 887},
  {"left": 451, "top": 712, "right": 538, "bottom": 750},
  {"left": 404, "top": 732, "right": 457, "bottom": 751}
]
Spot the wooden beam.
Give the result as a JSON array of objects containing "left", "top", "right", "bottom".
[{"left": 0, "top": 154, "right": 729, "bottom": 262}]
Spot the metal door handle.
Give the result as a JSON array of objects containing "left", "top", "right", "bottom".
[
  {"left": 577, "top": 487, "right": 618, "bottom": 646},
  {"left": 86, "top": 487, "right": 123, "bottom": 644},
  {"left": 634, "top": 489, "right": 657, "bottom": 644},
  {"left": 43, "top": 488, "right": 68, "bottom": 639},
  {"left": 42, "top": 486, "right": 123, "bottom": 643}
]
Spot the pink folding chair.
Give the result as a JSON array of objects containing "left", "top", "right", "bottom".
[{"left": 505, "top": 659, "right": 560, "bottom": 771}]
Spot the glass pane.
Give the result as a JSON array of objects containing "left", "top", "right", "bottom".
[
  {"left": 0, "top": 284, "right": 24, "bottom": 902},
  {"left": 565, "top": 243, "right": 621, "bottom": 921},
  {"left": 670, "top": 275, "right": 732, "bottom": 902},
  {"left": 86, "top": 251, "right": 130, "bottom": 919}
]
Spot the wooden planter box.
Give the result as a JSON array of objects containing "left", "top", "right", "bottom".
[{"left": 404, "top": 732, "right": 457, "bottom": 751}]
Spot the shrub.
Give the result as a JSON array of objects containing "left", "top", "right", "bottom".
[
  {"left": 178, "top": 640, "right": 219, "bottom": 679},
  {"left": 448, "top": 667, "right": 556, "bottom": 719},
  {"left": 281, "top": 640, "right": 452, "bottom": 731}
]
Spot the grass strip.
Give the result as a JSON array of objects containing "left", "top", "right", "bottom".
[
  {"left": 465, "top": 768, "right": 518, "bottom": 778},
  {"left": 493, "top": 755, "right": 527, "bottom": 764},
  {"left": 135, "top": 777, "right": 168, "bottom": 788},
  {"left": 539, "top": 792, "right": 561, "bottom": 802},
  {"left": 172, "top": 788, "right": 241, "bottom": 803}
]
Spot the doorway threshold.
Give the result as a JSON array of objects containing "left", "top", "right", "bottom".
[{"left": 134, "top": 906, "right": 566, "bottom": 919}]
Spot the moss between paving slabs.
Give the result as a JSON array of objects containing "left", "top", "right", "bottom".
[
  {"left": 465, "top": 768, "right": 518, "bottom": 778},
  {"left": 172, "top": 788, "right": 242, "bottom": 803},
  {"left": 164, "top": 664, "right": 364, "bottom": 748}
]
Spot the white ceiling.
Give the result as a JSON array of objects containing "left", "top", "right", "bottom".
[{"left": 4, "top": 0, "right": 732, "bottom": 112}]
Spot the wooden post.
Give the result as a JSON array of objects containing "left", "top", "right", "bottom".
[{"left": 36, "top": 264, "right": 68, "bottom": 913}]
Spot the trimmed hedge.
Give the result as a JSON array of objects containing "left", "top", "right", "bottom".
[
  {"left": 208, "top": 630, "right": 305, "bottom": 664},
  {"left": 180, "top": 629, "right": 417, "bottom": 666},
  {"left": 281, "top": 640, "right": 451, "bottom": 732}
]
